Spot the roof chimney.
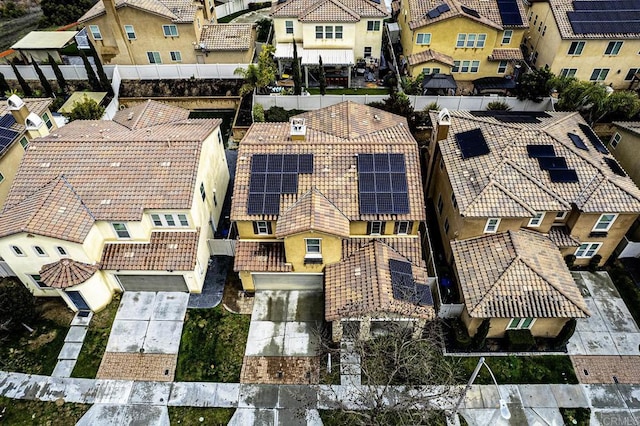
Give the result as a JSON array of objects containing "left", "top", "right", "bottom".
[
  {"left": 25, "top": 112, "right": 50, "bottom": 138},
  {"left": 290, "top": 117, "right": 306, "bottom": 141},
  {"left": 7, "top": 94, "right": 29, "bottom": 126},
  {"left": 436, "top": 108, "right": 451, "bottom": 141}
]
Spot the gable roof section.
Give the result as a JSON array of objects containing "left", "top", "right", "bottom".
[
  {"left": 548, "top": 0, "right": 640, "bottom": 39},
  {"left": 276, "top": 187, "right": 350, "bottom": 237},
  {"left": 79, "top": 0, "right": 197, "bottom": 23},
  {"left": 271, "top": 0, "right": 387, "bottom": 19},
  {"left": 614, "top": 121, "right": 640, "bottom": 138},
  {"left": 112, "top": 100, "right": 191, "bottom": 130},
  {"left": 407, "top": 0, "right": 528, "bottom": 31},
  {"left": 298, "top": 0, "right": 361, "bottom": 22},
  {"left": 199, "top": 24, "right": 255, "bottom": 51},
  {"left": 407, "top": 49, "right": 455, "bottom": 67},
  {"left": 325, "top": 239, "right": 435, "bottom": 321},
  {"left": 40, "top": 259, "right": 99, "bottom": 289},
  {"left": 451, "top": 230, "right": 590, "bottom": 319}
]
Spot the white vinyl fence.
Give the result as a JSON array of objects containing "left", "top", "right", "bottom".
[{"left": 215, "top": 0, "right": 245, "bottom": 19}]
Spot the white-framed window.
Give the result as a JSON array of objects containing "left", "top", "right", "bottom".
[
  {"left": 395, "top": 221, "right": 412, "bottom": 235},
  {"left": 452, "top": 61, "right": 460, "bottom": 72},
  {"left": 285, "top": 20, "right": 293, "bottom": 34},
  {"left": 568, "top": 41, "right": 585, "bottom": 55},
  {"left": 315, "top": 25, "right": 323, "bottom": 39},
  {"left": 502, "top": 30, "right": 513, "bottom": 44},
  {"left": 89, "top": 25, "right": 102, "bottom": 40},
  {"left": 451, "top": 192, "right": 458, "bottom": 210},
  {"left": 325, "top": 25, "right": 333, "bottom": 39},
  {"left": 254, "top": 220, "right": 271, "bottom": 235},
  {"left": 590, "top": 68, "right": 609, "bottom": 81},
  {"left": 555, "top": 211, "right": 568, "bottom": 221},
  {"left": 335, "top": 25, "right": 343, "bottom": 39},
  {"left": 610, "top": 132, "right": 621, "bottom": 149},
  {"left": 30, "top": 274, "right": 48, "bottom": 288},
  {"left": 305, "top": 238, "right": 321, "bottom": 255},
  {"left": 57, "top": 246, "right": 68, "bottom": 256},
  {"left": 0, "top": 172, "right": 3, "bottom": 183},
  {"left": 42, "top": 113, "right": 52, "bottom": 129},
  {"left": 369, "top": 221, "right": 384, "bottom": 235},
  {"left": 11, "top": 245, "right": 25, "bottom": 256},
  {"left": 507, "top": 317, "right": 535, "bottom": 330},
  {"left": 163, "top": 24, "right": 179, "bottom": 37},
  {"left": 497, "top": 60, "right": 508, "bottom": 73},
  {"left": 456, "top": 33, "right": 486, "bottom": 48},
  {"left": 625, "top": 68, "right": 640, "bottom": 81},
  {"left": 423, "top": 67, "right": 440, "bottom": 75},
  {"left": 528, "top": 212, "right": 545, "bottom": 227},
  {"left": 151, "top": 213, "right": 190, "bottom": 227},
  {"left": 484, "top": 218, "right": 500, "bottom": 233},
  {"left": 364, "top": 47, "right": 372, "bottom": 58},
  {"left": 19, "top": 136, "right": 29, "bottom": 149},
  {"left": 33, "top": 246, "right": 48, "bottom": 257},
  {"left": 147, "top": 51, "right": 162, "bottom": 64},
  {"left": 112, "top": 222, "right": 131, "bottom": 239},
  {"left": 455, "top": 60, "right": 480, "bottom": 73},
  {"left": 367, "top": 20, "right": 380, "bottom": 31},
  {"left": 200, "top": 182, "right": 206, "bottom": 201},
  {"left": 439, "top": 157, "right": 444, "bottom": 170},
  {"left": 593, "top": 213, "right": 617, "bottom": 232},
  {"left": 575, "top": 242, "right": 602, "bottom": 258},
  {"left": 124, "top": 25, "right": 136, "bottom": 40},
  {"left": 437, "top": 194, "right": 444, "bottom": 214},
  {"left": 560, "top": 68, "right": 577, "bottom": 78},
  {"left": 456, "top": 34, "right": 466, "bottom": 48},
  {"left": 605, "top": 41, "right": 623, "bottom": 55},
  {"left": 170, "top": 51, "right": 182, "bottom": 62},
  {"left": 444, "top": 218, "right": 450, "bottom": 234},
  {"left": 416, "top": 33, "right": 431, "bottom": 45}
]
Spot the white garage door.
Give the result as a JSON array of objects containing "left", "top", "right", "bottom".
[
  {"left": 252, "top": 273, "right": 323, "bottom": 290},
  {"left": 116, "top": 275, "right": 189, "bottom": 292}
]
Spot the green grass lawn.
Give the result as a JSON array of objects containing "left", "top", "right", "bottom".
[
  {"left": 306, "top": 88, "right": 388, "bottom": 95},
  {"left": 71, "top": 295, "right": 120, "bottom": 378},
  {"left": 175, "top": 305, "right": 250, "bottom": 382},
  {"left": 0, "top": 396, "right": 90, "bottom": 425},
  {"left": 560, "top": 407, "right": 590, "bottom": 426},
  {"left": 607, "top": 262, "right": 640, "bottom": 325},
  {"left": 457, "top": 355, "right": 578, "bottom": 384},
  {"left": 168, "top": 407, "right": 235, "bottom": 425}
]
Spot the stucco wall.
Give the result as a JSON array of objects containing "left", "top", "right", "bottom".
[
  {"left": 610, "top": 127, "right": 640, "bottom": 188},
  {"left": 284, "top": 231, "right": 342, "bottom": 272},
  {"left": 463, "top": 309, "right": 570, "bottom": 338}
]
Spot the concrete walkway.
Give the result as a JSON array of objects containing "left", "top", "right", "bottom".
[{"left": 51, "top": 312, "right": 93, "bottom": 378}]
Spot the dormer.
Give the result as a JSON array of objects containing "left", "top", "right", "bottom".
[{"left": 290, "top": 117, "right": 306, "bottom": 141}]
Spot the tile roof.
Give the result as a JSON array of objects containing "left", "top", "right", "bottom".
[
  {"left": 547, "top": 0, "right": 640, "bottom": 40},
  {"left": 433, "top": 110, "right": 640, "bottom": 216},
  {"left": 547, "top": 226, "right": 580, "bottom": 248},
  {"left": 325, "top": 239, "right": 435, "bottom": 321},
  {"left": 271, "top": 0, "right": 388, "bottom": 19},
  {"left": 199, "top": 24, "right": 255, "bottom": 51},
  {"left": 0, "top": 98, "right": 53, "bottom": 157},
  {"left": 39, "top": 258, "right": 99, "bottom": 289},
  {"left": 407, "top": 49, "right": 455, "bottom": 67},
  {"left": 613, "top": 121, "right": 640, "bottom": 138},
  {"left": 451, "top": 229, "right": 590, "bottom": 319},
  {"left": 407, "top": 0, "right": 528, "bottom": 31},
  {"left": 488, "top": 48, "right": 524, "bottom": 61},
  {"left": 101, "top": 230, "right": 199, "bottom": 270},
  {"left": 79, "top": 0, "right": 198, "bottom": 23},
  {"left": 2, "top": 101, "right": 221, "bottom": 230},
  {"left": 276, "top": 187, "right": 350, "bottom": 238},
  {"left": 112, "top": 99, "right": 191, "bottom": 130},
  {"left": 342, "top": 236, "right": 426, "bottom": 267},
  {"left": 233, "top": 241, "right": 293, "bottom": 272},
  {"left": 231, "top": 102, "right": 425, "bottom": 222}
]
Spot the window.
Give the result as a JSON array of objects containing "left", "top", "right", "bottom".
[
  {"left": 112, "top": 223, "right": 130, "bottom": 239},
  {"left": 325, "top": 25, "right": 333, "bottom": 39},
  {"left": 575, "top": 242, "right": 602, "bottom": 258},
  {"left": 502, "top": 30, "right": 513, "bottom": 44},
  {"left": 416, "top": 33, "right": 431, "bottom": 45},
  {"left": 528, "top": 212, "right": 545, "bottom": 227},
  {"left": 456, "top": 34, "right": 466, "bottom": 48},
  {"left": 19, "top": 137, "right": 28, "bottom": 149},
  {"left": 610, "top": 132, "right": 621, "bottom": 149},
  {"left": 451, "top": 193, "right": 458, "bottom": 210},
  {"left": 30, "top": 274, "right": 48, "bottom": 288},
  {"left": 285, "top": 20, "right": 293, "bottom": 34},
  {"left": 470, "top": 60, "right": 480, "bottom": 72},
  {"left": 439, "top": 157, "right": 444, "bottom": 170},
  {"left": 42, "top": 113, "right": 52, "bottom": 130},
  {"left": 507, "top": 317, "right": 534, "bottom": 330},
  {"left": 625, "top": 68, "right": 640, "bottom": 81},
  {"left": 484, "top": 218, "right": 500, "bottom": 233},
  {"left": 455, "top": 60, "right": 480, "bottom": 73},
  {"left": 542, "top": 25, "right": 547, "bottom": 36},
  {"left": 568, "top": 41, "right": 585, "bottom": 55},
  {"left": 422, "top": 67, "right": 440, "bottom": 75},
  {"left": 461, "top": 61, "right": 470, "bottom": 72},
  {"left": 444, "top": 218, "right": 450, "bottom": 234},
  {"left": 316, "top": 26, "right": 323, "bottom": 39},
  {"left": 214, "top": 193, "right": 218, "bottom": 207},
  {"left": 452, "top": 61, "right": 460, "bottom": 72},
  {"left": 497, "top": 60, "right": 508, "bottom": 73},
  {"left": 124, "top": 25, "right": 136, "bottom": 40},
  {"left": 367, "top": 21, "right": 380, "bottom": 31},
  {"left": 147, "top": 51, "right": 162, "bottom": 64},
  {"left": 605, "top": 41, "right": 623, "bottom": 55},
  {"left": 254, "top": 221, "right": 272, "bottom": 235},
  {"left": 200, "top": 182, "right": 206, "bottom": 201},
  {"left": 305, "top": 238, "right": 321, "bottom": 255},
  {"left": 11, "top": 245, "right": 25, "bottom": 256},
  {"left": 593, "top": 213, "right": 617, "bottom": 232},
  {"left": 437, "top": 194, "right": 444, "bottom": 214},
  {"left": 560, "top": 68, "right": 577, "bottom": 78},
  {"left": 590, "top": 68, "right": 609, "bottom": 81},
  {"left": 89, "top": 25, "right": 102, "bottom": 40},
  {"left": 456, "top": 33, "right": 485, "bottom": 48},
  {"left": 57, "top": 246, "right": 68, "bottom": 256},
  {"left": 395, "top": 221, "right": 412, "bottom": 235},
  {"left": 555, "top": 211, "right": 568, "bottom": 221},
  {"left": 0, "top": 172, "right": 3, "bottom": 183},
  {"left": 364, "top": 47, "right": 372, "bottom": 58},
  {"left": 466, "top": 34, "right": 476, "bottom": 47},
  {"left": 150, "top": 213, "right": 190, "bottom": 227},
  {"left": 335, "top": 25, "right": 343, "bottom": 39},
  {"left": 163, "top": 25, "right": 179, "bottom": 37},
  {"left": 33, "top": 246, "right": 47, "bottom": 256},
  {"left": 368, "top": 221, "right": 384, "bottom": 235},
  {"left": 170, "top": 51, "right": 182, "bottom": 62}
]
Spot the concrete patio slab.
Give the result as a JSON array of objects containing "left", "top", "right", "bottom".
[
  {"left": 596, "top": 297, "right": 640, "bottom": 333},
  {"left": 58, "top": 342, "right": 83, "bottom": 360},
  {"left": 518, "top": 384, "right": 556, "bottom": 407},
  {"left": 228, "top": 408, "right": 275, "bottom": 425},
  {"left": 215, "top": 383, "right": 240, "bottom": 407},
  {"left": 278, "top": 385, "right": 318, "bottom": 409},
  {"left": 278, "top": 408, "right": 319, "bottom": 425},
  {"left": 151, "top": 292, "right": 189, "bottom": 321},
  {"left": 583, "top": 384, "right": 627, "bottom": 409},
  {"left": 142, "top": 320, "right": 183, "bottom": 354},
  {"left": 77, "top": 404, "right": 170, "bottom": 426},
  {"left": 106, "top": 320, "right": 148, "bottom": 352},
  {"left": 611, "top": 332, "right": 640, "bottom": 355},
  {"left": 93, "top": 379, "right": 134, "bottom": 404},
  {"left": 238, "top": 384, "right": 280, "bottom": 408},
  {"left": 63, "top": 378, "right": 98, "bottom": 403},
  {"left": 283, "top": 322, "right": 319, "bottom": 356},
  {"left": 35, "top": 376, "right": 67, "bottom": 401},
  {"left": 245, "top": 321, "right": 286, "bottom": 356},
  {"left": 524, "top": 407, "right": 563, "bottom": 426},
  {"left": 576, "top": 271, "right": 620, "bottom": 299},
  {"left": 65, "top": 326, "right": 88, "bottom": 343},
  {"left": 617, "top": 385, "right": 640, "bottom": 409},
  {"left": 70, "top": 312, "right": 93, "bottom": 326},
  {"left": 51, "top": 360, "right": 76, "bottom": 377},
  {"left": 462, "top": 386, "right": 484, "bottom": 409},
  {"left": 566, "top": 332, "right": 586, "bottom": 355},
  {"left": 128, "top": 381, "right": 172, "bottom": 405},
  {"left": 549, "top": 384, "right": 588, "bottom": 407},
  {"left": 116, "top": 292, "right": 156, "bottom": 320},
  {"left": 168, "top": 382, "right": 218, "bottom": 407},
  {"left": 575, "top": 299, "right": 608, "bottom": 333},
  {"left": 592, "top": 410, "right": 637, "bottom": 426},
  {"left": 577, "top": 332, "right": 616, "bottom": 355}
]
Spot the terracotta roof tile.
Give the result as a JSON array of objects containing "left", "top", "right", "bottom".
[
  {"left": 276, "top": 187, "right": 350, "bottom": 238},
  {"left": 101, "top": 230, "right": 199, "bottom": 270},
  {"left": 488, "top": 48, "right": 524, "bottom": 61},
  {"left": 80, "top": 0, "right": 197, "bottom": 23},
  {"left": 0, "top": 98, "right": 53, "bottom": 157},
  {"left": 407, "top": 49, "right": 455, "bottom": 67},
  {"left": 407, "top": 0, "right": 528, "bottom": 31},
  {"left": 233, "top": 241, "right": 293, "bottom": 272},
  {"left": 112, "top": 100, "right": 191, "bottom": 130},
  {"left": 40, "top": 259, "right": 99, "bottom": 289},
  {"left": 199, "top": 24, "right": 255, "bottom": 51},
  {"left": 613, "top": 121, "right": 640, "bottom": 138},
  {"left": 298, "top": 0, "right": 361, "bottom": 22},
  {"left": 271, "top": 0, "right": 388, "bottom": 19},
  {"left": 547, "top": 0, "right": 640, "bottom": 39},
  {"left": 547, "top": 226, "right": 580, "bottom": 248},
  {"left": 451, "top": 230, "right": 590, "bottom": 319}
]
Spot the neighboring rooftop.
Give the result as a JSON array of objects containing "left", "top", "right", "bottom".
[
  {"left": 271, "top": 0, "right": 388, "bottom": 20},
  {"left": 199, "top": 24, "right": 254, "bottom": 51},
  {"left": 11, "top": 31, "right": 78, "bottom": 50},
  {"left": 613, "top": 121, "right": 640, "bottom": 138},
  {"left": 79, "top": 0, "right": 198, "bottom": 23},
  {"left": 548, "top": 0, "right": 640, "bottom": 39},
  {"left": 0, "top": 98, "right": 53, "bottom": 156}
]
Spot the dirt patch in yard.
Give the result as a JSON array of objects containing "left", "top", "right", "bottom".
[{"left": 37, "top": 298, "right": 74, "bottom": 325}]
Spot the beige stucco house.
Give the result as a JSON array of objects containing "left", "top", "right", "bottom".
[{"left": 0, "top": 100, "right": 229, "bottom": 312}]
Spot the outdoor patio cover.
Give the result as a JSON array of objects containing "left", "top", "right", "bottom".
[
  {"left": 12, "top": 31, "right": 79, "bottom": 50},
  {"left": 473, "top": 76, "right": 517, "bottom": 91},
  {"left": 274, "top": 43, "right": 304, "bottom": 59},
  {"left": 301, "top": 49, "right": 354, "bottom": 66},
  {"left": 422, "top": 73, "right": 457, "bottom": 90}
]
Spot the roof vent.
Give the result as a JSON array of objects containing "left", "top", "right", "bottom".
[
  {"left": 25, "top": 113, "right": 44, "bottom": 130},
  {"left": 160, "top": 161, "right": 171, "bottom": 167},
  {"left": 58, "top": 206, "right": 66, "bottom": 213},
  {"left": 7, "top": 94, "right": 24, "bottom": 110},
  {"left": 124, "top": 252, "right": 135, "bottom": 258},
  {"left": 100, "top": 199, "right": 111, "bottom": 205},
  {"left": 39, "top": 162, "right": 50, "bottom": 168},
  {"left": 110, "top": 162, "right": 121, "bottom": 167},
  {"left": 374, "top": 114, "right": 380, "bottom": 121},
  {"left": 168, "top": 243, "right": 178, "bottom": 249},
  {"left": 290, "top": 117, "right": 306, "bottom": 141},
  {"left": 127, "top": 112, "right": 134, "bottom": 120},
  {"left": 354, "top": 267, "right": 361, "bottom": 276}
]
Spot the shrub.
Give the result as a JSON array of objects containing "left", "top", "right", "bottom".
[
  {"left": 553, "top": 319, "right": 576, "bottom": 350},
  {"left": 425, "top": 102, "right": 440, "bottom": 111},
  {"left": 486, "top": 101, "right": 511, "bottom": 111},
  {"left": 0, "top": 279, "right": 37, "bottom": 339},
  {"left": 472, "top": 319, "right": 490, "bottom": 351},
  {"left": 505, "top": 329, "right": 535, "bottom": 351},
  {"left": 565, "top": 254, "right": 576, "bottom": 268},
  {"left": 264, "top": 106, "right": 304, "bottom": 122},
  {"left": 253, "top": 104, "right": 265, "bottom": 122},
  {"left": 588, "top": 254, "right": 602, "bottom": 271},
  {"left": 452, "top": 319, "right": 472, "bottom": 349}
]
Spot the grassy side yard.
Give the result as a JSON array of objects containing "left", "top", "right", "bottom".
[
  {"left": 457, "top": 355, "right": 578, "bottom": 384},
  {"left": 608, "top": 262, "right": 640, "bottom": 325},
  {"left": 175, "top": 305, "right": 250, "bottom": 382},
  {"left": 168, "top": 407, "right": 235, "bottom": 425},
  {"left": 0, "top": 396, "right": 90, "bottom": 425},
  {"left": 71, "top": 295, "right": 120, "bottom": 378},
  {"left": 560, "top": 408, "right": 590, "bottom": 426}
]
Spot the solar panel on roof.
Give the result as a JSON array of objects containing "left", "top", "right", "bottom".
[
  {"left": 283, "top": 154, "right": 298, "bottom": 172},
  {"left": 549, "top": 168, "right": 579, "bottom": 183},
  {"left": 527, "top": 145, "right": 556, "bottom": 158},
  {"left": 0, "top": 137, "right": 13, "bottom": 151},
  {"left": 359, "top": 173, "right": 375, "bottom": 192},
  {"left": 568, "top": 133, "right": 589, "bottom": 150},
  {"left": 392, "top": 193, "right": 410, "bottom": 213},
  {"left": 460, "top": 5, "right": 480, "bottom": 17},
  {"left": 266, "top": 154, "right": 283, "bottom": 172},
  {"left": 456, "top": 128, "right": 490, "bottom": 159},
  {"left": 298, "top": 154, "right": 313, "bottom": 173},
  {"left": 579, "top": 124, "right": 609, "bottom": 154},
  {"left": 573, "top": 0, "right": 640, "bottom": 11},
  {"left": 471, "top": 111, "right": 550, "bottom": 123},
  {"left": 249, "top": 173, "right": 266, "bottom": 192},
  {"left": 265, "top": 173, "right": 282, "bottom": 193},
  {"left": 416, "top": 285, "right": 434, "bottom": 306},
  {"left": 357, "top": 153, "right": 409, "bottom": 214},
  {"left": 538, "top": 156, "right": 567, "bottom": 170},
  {"left": 251, "top": 155, "right": 267, "bottom": 172},
  {"left": 359, "top": 192, "right": 377, "bottom": 214},
  {"left": 389, "top": 259, "right": 433, "bottom": 306},
  {"left": 567, "top": 1, "right": 640, "bottom": 35},
  {"left": 370, "top": 0, "right": 381, "bottom": 4},
  {"left": 281, "top": 173, "right": 298, "bottom": 193},
  {"left": 389, "top": 154, "right": 406, "bottom": 172},
  {"left": 437, "top": 3, "right": 450, "bottom": 13},
  {"left": 357, "top": 154, "right": 374, "bottom": 172},
  {"left": 374, "top": 153, "right": 390, "bottom": 172},
  {"left": 375, "top": 173, "right": 391, "bottom": 192},
  {"left": 0, "top": 129, "right": 18, "bottom": 142},
  {"left": 247, "top": 193, "right": 265, "bottom": 214},
  {"left": 263, "top": 193, "right": 281, "bottom": 215},
  {"left": 391, "top": 173, "right": 407, "bottom": 192},
  {"left": 604, "top": 157, "right": 626, "bottom": 176},
  {"left": 427, "top": 9, "right": 440, "bottom": 18},
  {"left": 497, "top": 0, "right": 523, "bottom": 25},
  {"left": 0, "top": 114, "right": 16, "bottom": 129}
]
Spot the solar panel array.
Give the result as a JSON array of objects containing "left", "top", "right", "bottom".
[
  {"left": 568, "top": 133, "right": 589, "bottom": 151},
  {"left": 426, "top": 3, "right": 450, "bottom": 18},
  {"left": 527, "top": 144, "right": 579, "bottom": 183},
  {"left": 357, "top": 153, "right": 410, "bottom": 215},
  {"left": 471, "top": 111, "right": 550, "bottom": 123},
  {"left": 247, "top": 154, "right": 313, "bottom": 215},
  {"left": 604, "top": 157, "right": 626, "bottom": 176},
  {"left": 0, "top": 114, "right": 18, "bottom": 153},
  {"left": 456, "top": 128, "right": 490, "bottom": 159},
  {"left": 568, "top": 0, "right": 640, "bottom": 35},
  {"left": 527, "top": 144, "right": 555, "bottom": 158},
  {"left": 460, "top": 5, "right": 480, "bottom": 18},
  {"left": 389, "top": 259, "right": 434, "bottom": 307},
  {"left": 497, "top": 0, "right": 523, "bottom": 25},
  {"left": 579, "top": 124, "right": 609, "bottom": 154}
]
